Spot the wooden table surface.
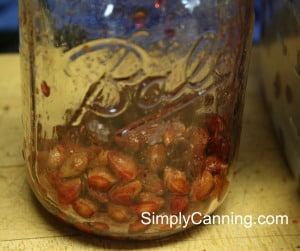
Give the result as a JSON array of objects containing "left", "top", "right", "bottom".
[{"left": 0, "top": 51, "right": 299, "bottom": 251}]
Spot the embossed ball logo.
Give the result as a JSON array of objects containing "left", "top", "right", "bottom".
[{"left": 64, "top": 31, "right": 232, "bottom": 125}]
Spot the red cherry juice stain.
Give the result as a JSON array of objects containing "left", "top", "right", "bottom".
[{"left": 41, "top": 80, "right": 50, "bottom": 97}]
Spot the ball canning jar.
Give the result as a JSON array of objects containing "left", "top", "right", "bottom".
[{"left": 19, "top": 0, "right": 254, "bottom": 239}]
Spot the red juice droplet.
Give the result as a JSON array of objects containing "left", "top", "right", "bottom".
[
  {"left": 133, "top": 10, "right": 147, "bottom": 29},
  {"left": 41, "top": 80, "right": 50, "bottom": 97},
  {"left": 155, "top": 0, "right": 162, "bottom": 8},
  {"left": 165, "top": 28, "right": 175, "bottom": 38}
]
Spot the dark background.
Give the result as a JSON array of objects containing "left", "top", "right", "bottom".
[{"left": 0, "top": 0, "right": 18, "bottom": 52}]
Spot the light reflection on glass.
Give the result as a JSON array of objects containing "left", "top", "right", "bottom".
[
  {"left": 181, "top": 0, "right": 201, "bottom": 13},
  {"left": 104, "top": 4, "right": 114, "bottom": 17}
]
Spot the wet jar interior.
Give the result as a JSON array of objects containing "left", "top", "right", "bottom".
[{"left": 20, "top": 0, "right": 253, "bottom": 239}]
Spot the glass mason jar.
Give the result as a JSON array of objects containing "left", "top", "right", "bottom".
[{"left": 20, "top": 0, "right": 254, "bottom": 239}]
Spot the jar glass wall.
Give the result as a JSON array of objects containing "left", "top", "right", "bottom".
[{"left": 19, "top": 0, "right": 254, "bottom": 239}]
